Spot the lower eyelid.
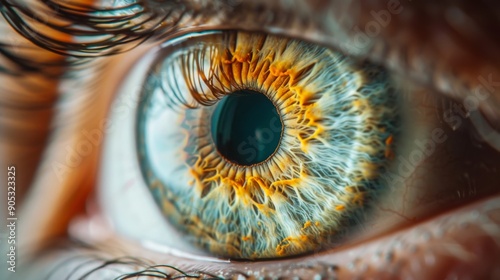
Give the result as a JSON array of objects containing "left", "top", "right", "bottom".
[
  {"left": 49, "top": 193, "right": 500, "bottom": 279},
  {"left": 310, "top": 195, "right": 500, "bottom": 279}
]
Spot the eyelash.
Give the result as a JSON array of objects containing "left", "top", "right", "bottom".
[
  {"left": 0, "top": 0, "right": 333, "bottom": 70},
  {"left": 0, "top": 0, "right": 186, "bottom": 74}
]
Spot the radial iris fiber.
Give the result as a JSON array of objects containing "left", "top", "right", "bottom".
[{"left": 137, "top": 31, "right": 400, "bottom": 259}]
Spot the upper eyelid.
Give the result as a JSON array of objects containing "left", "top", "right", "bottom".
[
  {"left": 2, "top": 0, "right": 500, "bottom": 117},
  {"left": 2, "top": 0, "right": 499, "bottom": 63}
]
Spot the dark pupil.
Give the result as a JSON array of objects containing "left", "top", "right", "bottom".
[{"left": 211, "top": 90, "right": 282, "bottom": 166}]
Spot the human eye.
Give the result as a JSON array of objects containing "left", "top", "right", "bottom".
[{"left": 2, "top": 0, "right": 500, "bottom": 279}]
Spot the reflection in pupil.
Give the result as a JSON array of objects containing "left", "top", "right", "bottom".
[{"left": 211, "top": 90, "right": 282, "bottom": 165}]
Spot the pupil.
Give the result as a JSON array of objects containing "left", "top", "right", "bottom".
[{"left": 211, "top": 90, "right": 282, "bottom": 166}]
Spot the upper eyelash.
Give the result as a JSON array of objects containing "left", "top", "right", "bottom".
[
  {"left": 0, "top": 0, "right": 315, "bottom": 75},
  {"left": 0, "top": 0, "right": 188, "bottom": 73}
]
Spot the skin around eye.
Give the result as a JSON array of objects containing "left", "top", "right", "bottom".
[{"left": 3, "top": 0, "right": 500, "bottom": 279}]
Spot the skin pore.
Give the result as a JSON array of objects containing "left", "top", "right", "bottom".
[{"left": 1, "top": 0, "right": 500, "bottom": 279}]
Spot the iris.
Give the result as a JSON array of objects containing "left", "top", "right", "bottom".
[{"left": 137, "top": 31, "right": 399, "bottom": 259}]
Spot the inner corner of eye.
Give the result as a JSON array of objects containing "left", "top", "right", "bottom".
[{"left": 134, "top": 30, "right": 400, "bottom": 260}]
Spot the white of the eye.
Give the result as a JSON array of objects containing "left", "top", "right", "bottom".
[{"left": 97, "top": 35, "right": 217, "bottom": 259}]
